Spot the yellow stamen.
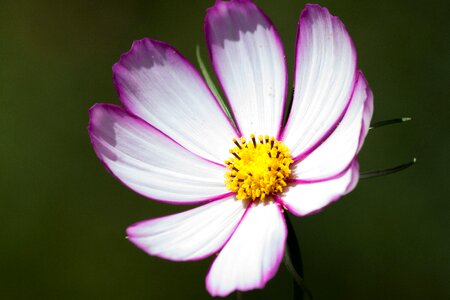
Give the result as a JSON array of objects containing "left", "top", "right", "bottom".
[{"left": 225, "top": 135, "right": 293, "bottom": 201}]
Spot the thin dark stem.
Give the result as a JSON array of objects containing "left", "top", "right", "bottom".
[
  {"left": 369, "top": 117, "right": 411, "bottom": 130},
  {"left": 282, "top": 87, "right": 295, "bottom": 127},
  {"left": 360, "top": 158, "right": 416, "bottom": 179},
  {"left": 283, "top": 213, "right": 313, "bottom": 300},
  {"left": 236, "top": 291, "right": 243, "bottom": 300}
]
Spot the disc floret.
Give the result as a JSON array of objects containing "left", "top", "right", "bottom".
[{"left": 225, "top": 134, "right": 293, "bottom": 201}]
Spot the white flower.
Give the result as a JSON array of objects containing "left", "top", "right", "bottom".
[{"left": 88, "top": 1, "right": 373, "bottom": 297}]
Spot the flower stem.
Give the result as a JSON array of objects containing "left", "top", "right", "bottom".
[
  {"left": 283, "top": 213, "right": 313, "bottom": 300},
  {"left": 236, "top": 291, "right": 243, "bottom": 300},
  {"left": 360, "top": 158, "right": 416, "bottom": 179}
]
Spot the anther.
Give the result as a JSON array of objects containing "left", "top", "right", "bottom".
[
  {"left": 225, "top": 135, "right": 292, "bottom": 202},
  {"left": 250, "top": 134, "right": 256, "bottom": 147},
  {"left": 232, "top": 138, "right": 242, "bottom": 149}
]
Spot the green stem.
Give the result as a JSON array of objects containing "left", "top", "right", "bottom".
[
  {"left": 283, "top": 213, "right": 313, "bottom": 300},
  {"left": 236, "top": 291, "right": 243, "bottom": 300}
]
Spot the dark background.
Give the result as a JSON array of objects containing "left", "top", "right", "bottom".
[{"left": 1, "top": 0, "right": 449, "bottom": 299}]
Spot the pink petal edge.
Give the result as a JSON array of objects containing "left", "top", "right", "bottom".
[
  {"left": 279, "top": 159, "right": 360, "bottom": 217},
  {"left": 205, "top": 0, "right": 288, "bottom": 137},
  {"left": 112, "top": 38, "right": 240, "bottom": 139},
  {"left": 205, "top": 201, "right": 287, "bottom": 296},
  {"left": 88, "top": 103, "right": 233, "bottom": 205},
  {"left": 127, "top": 196, "right": 248, "bottom": 261},
  {"left": 280, "top": 4, "right": 358, "bottom": 161}
]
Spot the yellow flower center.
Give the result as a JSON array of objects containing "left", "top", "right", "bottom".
[{"left": 225, "top": 134, "right": 293, "bottom": 201}]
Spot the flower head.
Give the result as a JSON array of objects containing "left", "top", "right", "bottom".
[
  {"left": 225, "top": 135, "right": 293, "bottom": 201},
  {"left": 88, "top": 1, "right": 373, "bottom": 297}
]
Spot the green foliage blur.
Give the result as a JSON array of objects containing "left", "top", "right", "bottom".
[{"left": 0, "top": 0, "right": 448, "bottom": 299}]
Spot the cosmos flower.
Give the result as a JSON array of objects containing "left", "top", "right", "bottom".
[{"left": 88, "top": 0, "right": 373, "bottom": 297}]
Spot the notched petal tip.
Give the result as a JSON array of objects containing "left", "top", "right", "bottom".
[
  {"left": 205, "top": 203, "right": 286, "bottom": 297},
  {"left": 112, "top": 38, "right": 177, "bottom": 74},
  {"left": 88, "top": 102, "right": 232, "bottom": 204},
  {"left": 87, "top": 103, "right": 123, "bottom": 133},
  {"left": 111, "top": 33, "right": 239, "bottom": 163},
  {"left": 282, "top": 2, "right": 358, "bottom": 158},
  {"left": 300, "top": 3, "right": 333, "bottom": 23},
  {"left": 126, "top": 198, "right": 247, "bottom": 262},
  {"left": 205, "top": 0, "right": 287, "bottom": 137}
]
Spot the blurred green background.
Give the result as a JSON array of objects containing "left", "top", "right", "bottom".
[{"left": 1, "top": 0, "right": 449, "bottom": 299}]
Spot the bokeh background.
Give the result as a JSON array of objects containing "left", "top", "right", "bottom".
[{"left": 1, "top": 0, "right": 449, "bottom": 299}]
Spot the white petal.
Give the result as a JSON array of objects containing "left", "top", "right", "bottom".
[
  {"left": 206, "top": 201, "right": 286, "bottom": 297},
  {"left": 292, "top": 72, "right": 369, "bottom": 180},
  {"left": 113, "top": 38, "right": 237, "bottom": 164},
  {"left": 205, "top": 0, "right": 287, "bottom": 137},
  {"left": 282, "top": 160, "right": 359, "bottom": 216},
  {"left": 358, "top": 79, "right": 374, "bottom": 151},
  {"left": 281, "top": 4, "right": 357, "bottom": 159},
  {"left": 88, "top": 104, "right": 230, "bottom": 204},
  {"left": 127, "top": 196, "right": 246, "bottom": 261}
]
